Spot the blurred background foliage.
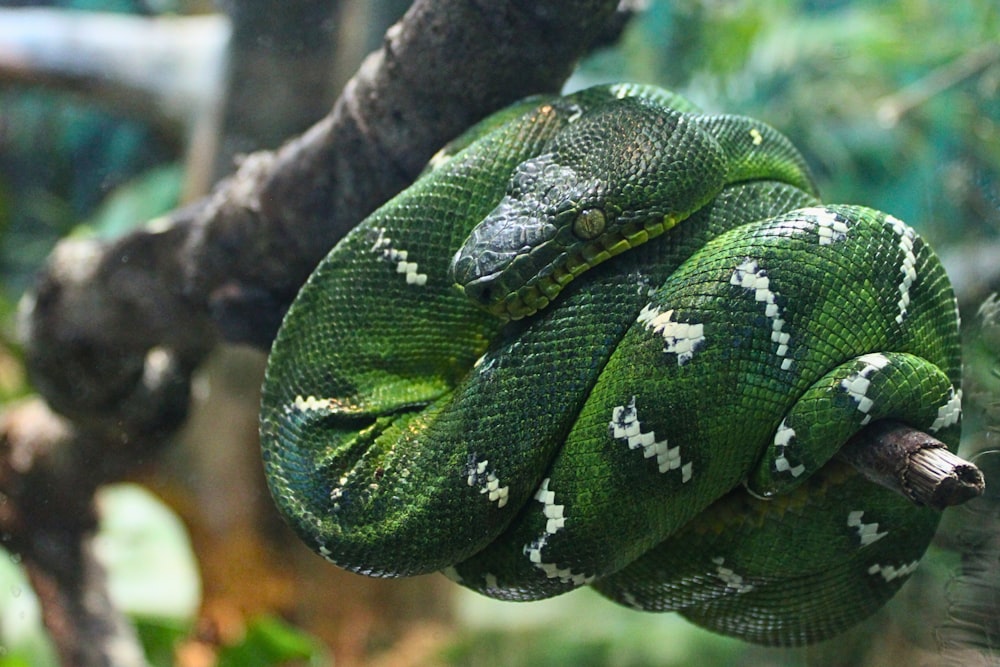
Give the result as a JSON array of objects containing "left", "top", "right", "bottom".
[{"left": 0, "top": 0, "right": 998, "bottom": 665}]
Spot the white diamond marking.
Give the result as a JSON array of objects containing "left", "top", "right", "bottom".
[
  {"left": 730, "top": 259, "right": 793, "bottom": 370},
  {"left": 610, "top": 397, "right": 691, "bottom": 479},
  {"left": 840, "top": 353, "right": 892, "bottom": 425},
  {"left": 847, "top": 510, "right": 888, "bottom": 547},
  {"left": 636, "top": 304, "right": 705, "bottom": 365}
]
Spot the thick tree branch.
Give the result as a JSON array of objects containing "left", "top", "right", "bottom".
[
  {"left": 0, "top": 400, "right": 147, "bottom": 667},
  {"left": 5, "top": 2, "right": 622, "bottom": 664},
  {"left": 185, "top": 0, "right": 623, "bottom": 346},
  {"left": 22, "top": 0, "right": 622, "bottom": 427}
]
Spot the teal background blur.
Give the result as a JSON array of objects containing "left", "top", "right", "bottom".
[{"left": 0, "top": 1, "right": 997, "bottom": 665}]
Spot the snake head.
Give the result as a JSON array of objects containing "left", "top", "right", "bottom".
[
  {"left": 450, "top": 98, "right": 726, "bottom": 320},
  {"left": 450, "top": 154, "right": 604, "bottom": 319}
]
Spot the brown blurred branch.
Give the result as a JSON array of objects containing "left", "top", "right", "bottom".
[
  {"left": 0, "top": 400, "right": 148, "bottom": 667},
  {"left": 2, "top": 1, "right": 622, "bottom": 664}
]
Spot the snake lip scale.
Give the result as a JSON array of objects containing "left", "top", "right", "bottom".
[
  {"left": 260, "top": 83, "right": 963, "bottom": 646},
  {"left": 456, "top": 213, "right": 680, "bottom": 320}
]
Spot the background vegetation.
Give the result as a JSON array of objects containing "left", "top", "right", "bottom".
[{"left": 0, "top": 0, "right": 997, "bottom": 665}]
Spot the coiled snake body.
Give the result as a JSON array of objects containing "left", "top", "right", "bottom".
[{"left": 260, "top": 84, "right": 962, "bottom": 645}]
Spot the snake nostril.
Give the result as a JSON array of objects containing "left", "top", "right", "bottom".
[{"left": 461, "top": 278, "right": 495, "bottom": 306}]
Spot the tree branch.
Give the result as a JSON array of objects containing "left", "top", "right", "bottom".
[
  {"left": 5, "top": 2, "right": 623, "bottom": 664},
  {"left": 0, "top": 400, "right": 147, "bottom": 667},
  {"left": 11, "top": 4, "right": 983, "bottom": 663},
  {"left": 839, "top": 420, "right": 984, "bottom": 510}
]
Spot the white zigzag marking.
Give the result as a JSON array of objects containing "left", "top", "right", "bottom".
[
  {"left": 800, "top": 206, "right": 850, "bottom": 245},
  {"left": 522, "top": 478, "right": 593, "bottom": 585},
  {"left": 610, "top": 396, "right": 692, "bottom": 480},
  {"left": 463, "top": 455, "right": 509, "bottom": 508},
  {"left": 636, "top": 304, "right": 705, "bottom": 365},
  {"left": 730, "top": 259, "right": 793, "bottom": 371},
  {"left": 772, "top": 419, "right": 805, "bottom": 477},
  {"left": 370, "top": 227, "right": 428, "bottom": 286},
  {"left": 290, "top": 395, "right": 333, "bottom": 413},
  {"left": 868, "top": 560, "right": 920, "bottom": 582},
  {"left": 887, "top": 215, "right": 917, "bottom": 324},
  {"left": 847, "top": 510, "right": 889, "bottom": 547},
  {"left": 930, "top": 388, "right": 962, "bottom": 432},
  {"left": 840, "top": 353, "right": 892, "bottom": 425},
  {"left": 711, "top": 557, "right": 754, "bottom": 593}
]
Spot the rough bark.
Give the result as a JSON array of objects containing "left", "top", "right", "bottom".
[
  {"left": 839, "top": 420, "right": 984, "bottom": 510},
  {"left": 5, "top": 2, "right": 983, "bottom": 664},
  {"left": 0, "top": 399, "right": 147, "bottom": 667},
  {"left": 2, "top": 1, "right": 622, "bottom": 664}
]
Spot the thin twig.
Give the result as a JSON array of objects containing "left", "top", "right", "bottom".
[
  {"left": 876, "top": 43, "right": 1000, "bottom": 127},
  {"left": 0, "top": 9, "right": 230, "bottom": 131}
]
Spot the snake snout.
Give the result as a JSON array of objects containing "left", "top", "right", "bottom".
[
  {"left": 451, "top": 195, "right": 561, "bottom": 314},
  {"left": 450, "top": 245, "right": 513, "bottom": 317},
  {"left": 460, "top": 274, "right": 505, "bottom": 310},
  {"left": 450, "top": 244, "right": 507, "bottom": 289}
]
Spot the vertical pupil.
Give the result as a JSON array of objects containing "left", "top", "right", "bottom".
[{"left": 573, "top": 208, "right": 606, "bottom": 240}]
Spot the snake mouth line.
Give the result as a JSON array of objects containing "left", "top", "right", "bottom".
[{"left": 486, "top": 214, "right": 681, "bottom": 320}]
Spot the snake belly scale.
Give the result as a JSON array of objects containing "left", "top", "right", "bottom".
[{"left": 260, "top": 83, "right": 962, "bottom": 645}]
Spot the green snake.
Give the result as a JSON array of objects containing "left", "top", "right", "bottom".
[{"left": 259, "top": 83, "right": 962, "bottom": 645}]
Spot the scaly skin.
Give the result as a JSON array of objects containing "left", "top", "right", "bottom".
[
  {"left": 450, "top": 96, "right": 815, "bottom": 320},
  {"left": 260, "top": 84, "right": 962, "bottom": 645}
]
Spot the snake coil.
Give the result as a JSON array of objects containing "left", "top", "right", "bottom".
[{"left": 260, "top": 84, "right": 962, "bottom": 645}]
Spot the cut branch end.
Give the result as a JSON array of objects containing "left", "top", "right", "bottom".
[
  {"left": 838, "top": 420, "right": 984, "bottom": 511},
  {"left": 906, "top": 445, "right": 985, "bottom": 510}
]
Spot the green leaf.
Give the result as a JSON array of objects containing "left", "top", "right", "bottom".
[
  {"left": 75, "top": 164, "right": 184, "bottom": 240},
  {"left": 216, "top": 615, "right": 330, "bottom": 667},
  {"left": 0, "top": 551, "right": 59, "bottom": 667},
  {"left": 94, "top": 483, "right": 202, "bottom": 622}
]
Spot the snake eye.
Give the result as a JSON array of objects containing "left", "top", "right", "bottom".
[{"left": 572, "top": 208, "right": 606, "bottom": 240}]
